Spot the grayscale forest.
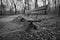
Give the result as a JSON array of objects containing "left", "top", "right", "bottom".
[{"left": 0, "top": 0, "right": 60, "bottom": 40}]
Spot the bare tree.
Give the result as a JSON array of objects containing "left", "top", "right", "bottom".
[
  {"left": 24, "top": 0, "right": 26, "bottom": 13},
  {"left": 0, "top": 0, "right": 3, "bottom": 15},
  {"left": 27, "top": 0, "right": 29, "bottom": 10},
  {"left": 12, "top": 0, "right": 17, "bottom": 14},
  {"left": 43, "top": 0, "right": 46, "bottom": 6},
  {"left": 0, "top": 0, "right": 1, "bottom": 5},
  {"left": 35, "top": 0, "right": 38, "bottom": 8}
]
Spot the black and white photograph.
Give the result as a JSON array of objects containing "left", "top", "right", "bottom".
[{"left": 0, "top": 0, "right": 60, "bottom": 40}]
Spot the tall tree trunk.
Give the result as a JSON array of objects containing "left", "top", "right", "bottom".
[
  {"left": 26, "top": 0, "right": 29, "bottom": 10},
  {"left": 24, "top": 0, "right": 26, "bottom": 13},
  {"left": 0, "top": 0, "right": 1, "bottom": 5},
  {"left": 14, "top": 4, "right": 16, "bottom": 14},
  {"left": 43, "top": 0, "right": 47, "bottom": 14},
  {"left": 43, "top": 0, "right": 46, "bottom": 6},
  {"left": 56, "top": 0, "right": 59, "bottom": 16},
  {"left": 1, "top": 0, "right": 2, "bottom": 15},
  {"left": 28, "top": 0, "right": 29, "bottom": 10},
  {"left": 35, "top": 0, "right": 38, "bottom": 8}
]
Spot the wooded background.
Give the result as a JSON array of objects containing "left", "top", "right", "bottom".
[{"left": 0, "top": 0, "right": 60, "bottom": 15}]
